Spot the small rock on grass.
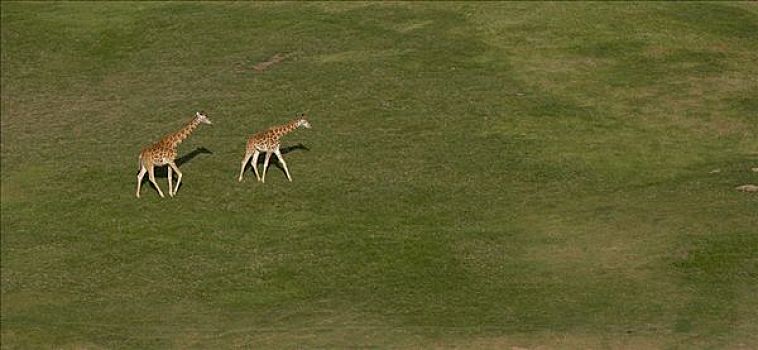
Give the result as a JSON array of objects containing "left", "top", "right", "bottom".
[{"left": 735, "top": 184, "right": 758, "bottom": 192}]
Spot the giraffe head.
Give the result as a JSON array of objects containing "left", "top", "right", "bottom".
[
  {"left": 195, "top": 111, "right": 213, "bottom": 125},
  {"left": 296, "top": 113, "right": 311, "bottom": 129}
]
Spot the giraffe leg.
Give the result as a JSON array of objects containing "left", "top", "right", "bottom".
[
  {"left": 136, "top": 166, "right": 147, "bottom": 198},
  {"left": 261, "top": 152, "right": 272, "bottom": 183},
  {"left": 239, "top": 152, "right": 252, "bottom": 182},
  {"left": 251, "top": 150, "right": 261, "bottom": 182},
  {"left": 169, "top": 162, "right": 182, "bottom": 196},
  {"left": 274, "top": 149, "right": 292, "bottom": 182},
  {"left": 147, "top": 166, "right": 165, "bottom": 198},
  {"left": 167, "top": 166, "right": 174, "bottom": 197}
]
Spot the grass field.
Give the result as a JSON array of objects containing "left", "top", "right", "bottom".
[{"left": 2, "top": 2, "right": 757, "bottom": 349}]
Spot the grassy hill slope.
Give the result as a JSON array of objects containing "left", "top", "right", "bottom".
[{"left": 2, "top": 2, "right": 756, "bottom": 348}]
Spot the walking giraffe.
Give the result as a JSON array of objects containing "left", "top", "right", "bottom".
[
  {"left": 239, "top": 114, "right": 311, "bottom": 183},
  {"left": 136, "top": 111, "right": 212, "bottom": 198}
]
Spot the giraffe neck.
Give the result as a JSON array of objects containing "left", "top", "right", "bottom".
[
  {"left": 168, "top": 117, "right": 201, "bottom": 148},
  {"left": 275, "top": 119, "right": 301, "bottom": 137}
]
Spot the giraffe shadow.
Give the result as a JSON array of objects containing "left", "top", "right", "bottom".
[
  {"left": 247, "top": 143, "right": 310, "bottom": 175},
  {"left": 152, "top": 147, "right": 214, "bottom": 178},
  {"left": 177, "top": 146, "right": 214, "bottom": 167},
  {"left": 281, "top": 143, "right": 310, "bottom": 155}
]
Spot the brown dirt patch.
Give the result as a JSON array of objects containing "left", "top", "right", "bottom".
[{"left": 253, "top": 53, "right": 288, "bottom": 73}]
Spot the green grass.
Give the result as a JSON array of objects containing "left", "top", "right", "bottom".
[{"left": 2, "top": 2, "right": 757, "bottom": 349}]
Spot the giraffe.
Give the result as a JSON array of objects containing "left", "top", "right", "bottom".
[
  {"left": 136, "top": 111, "right": 212, "bottom": 198},
  {"left": 239, "top": 113, "right": 311, "bottom": 183}
]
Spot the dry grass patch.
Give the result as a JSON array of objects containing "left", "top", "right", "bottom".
[
  {"left": 432, "top": 332, "right": 675, "bottom": 350},
  {"left": 226, "top": 309, "right": 423, "bottom": 348}
]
